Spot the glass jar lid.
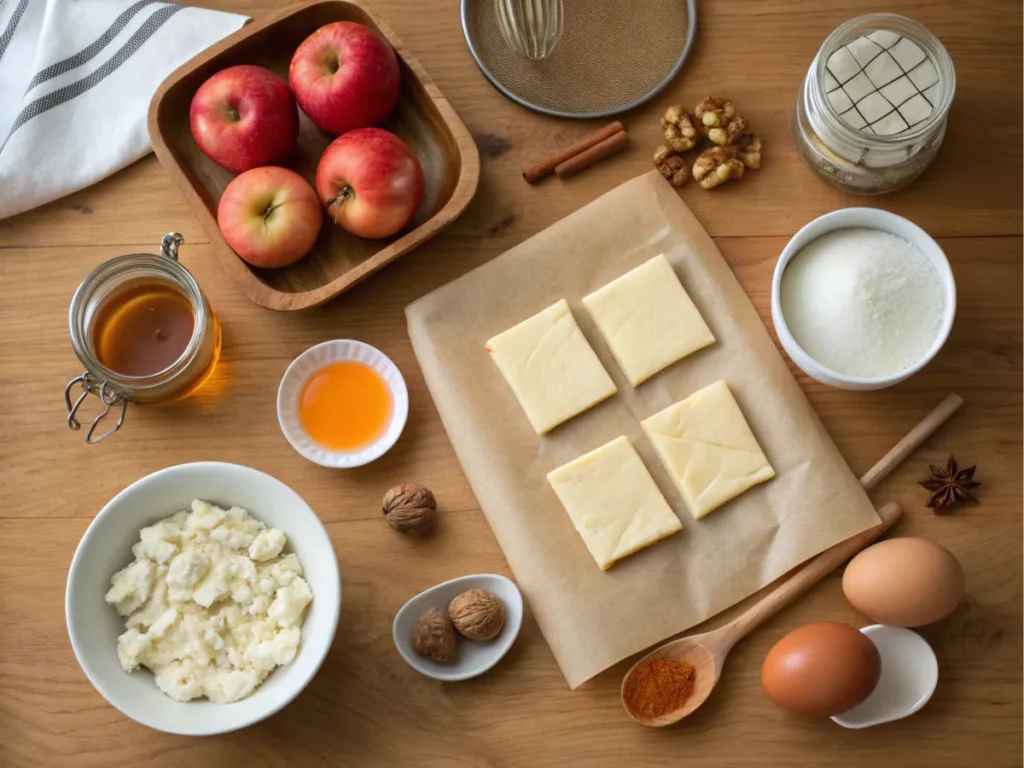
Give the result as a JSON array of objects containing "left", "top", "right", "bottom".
[{"left": 806, "top": 14, "right": 955, "bottom": 169}]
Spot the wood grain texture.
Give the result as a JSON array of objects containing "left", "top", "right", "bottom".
[
  {"left": 859, "top": 393, "right": 963, "bottom": 492},
  {"left": 150, "top": 0, "right": 480, "bottom": 310},
  {"left": 0, "top": 0, "right": 1021, "bottom": 764}
]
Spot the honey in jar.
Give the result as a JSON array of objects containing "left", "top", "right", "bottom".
[
  {"left": 91, "top": 281, "right": 195, "bottom": 376},
  {"left": 66, "top": 234, "right": 221, "bottom": 443}
]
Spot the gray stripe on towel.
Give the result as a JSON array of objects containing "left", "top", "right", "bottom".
[
  {"left": 0, "top": 0, "right": 30, "bottom": 62},
  {"left": 1, "top": 4, "right": 184, "bottom": 153},
  {"left": 24, "top": 0, "right": 165, "bottom": 93}
]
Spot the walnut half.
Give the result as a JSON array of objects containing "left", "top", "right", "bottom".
[
  {"left": 653, "top": 145, "right": 689, "bottom": 187},
  {"left": 661, "top": 105, "right": 699, "bottom": 152},
  {"left": 694, "top": 97, "right": 747, "bottom": 146},
  {"left": 693, "top": 146, "right": 745, "bottom": 190},
  {"left": 732, "top": 134, "right": 763, "bottom": 170}
]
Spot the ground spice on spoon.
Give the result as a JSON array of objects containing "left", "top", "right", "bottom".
[{"left": 623, "top": 658, "right": 697, "bottom": 719}]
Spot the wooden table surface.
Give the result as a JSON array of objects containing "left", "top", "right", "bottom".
[{"left": 1, "top": 0, "right": 1021, "bottom": 765}]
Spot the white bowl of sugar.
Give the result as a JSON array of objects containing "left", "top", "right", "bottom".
[{"left": 771, "top": 208, "right": 955, "bottom": 391}]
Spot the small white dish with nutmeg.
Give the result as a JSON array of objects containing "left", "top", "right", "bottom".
[{"left": 393, "top": 574, "right": 523, "bottom": 682}]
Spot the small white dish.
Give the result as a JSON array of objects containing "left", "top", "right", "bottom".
[
  {"left": 393, "top": 574, "right": 523, "bottom": 682},
  {"left": 277, "top": 339, "right": 409, "bottom": 468},
  {"left": 771, "top": 208, "right": 956, "bottom": 391},
  {"left": 831, "top": 625, "right": 939, "bottom": 729},
  {"left": 65, "top": 462, "right": 341, "bottom": 736}
]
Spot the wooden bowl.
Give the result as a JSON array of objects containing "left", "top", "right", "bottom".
[{"left": 149, "top": 0, "right": 479, "bottom": 310}]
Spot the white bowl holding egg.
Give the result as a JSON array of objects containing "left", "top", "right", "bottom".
[
  {"left": 65, "top": 462, "right": 341, "bottom": 736},
  {"left": 771, "top": 208, "right": 956, "bottom": 390}
]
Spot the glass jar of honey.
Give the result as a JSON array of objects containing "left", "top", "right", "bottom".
[{"left": 65, "top": 233, "right": 221, "bottom": 442}]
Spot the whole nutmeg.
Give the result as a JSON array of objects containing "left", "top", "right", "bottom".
[
  {"left": 448, "top": 589, "right": 505, "bottom": 642},
  {"left": 383, "top": 483, "right": 436, "bottom": 536},
  {"left": 411, "top": 606, "right": 456, "bottom": 662}
]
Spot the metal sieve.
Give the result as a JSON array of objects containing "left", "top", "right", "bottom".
[{"left": 461, "top": 0, "right": 697, "bottom": 119}]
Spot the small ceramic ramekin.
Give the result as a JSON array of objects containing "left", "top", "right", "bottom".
[
  {"left": 393, "top": 574, "right": 524, "bottom": 682},
  {"left": 277, "top": 340, "right": 409, "bottom": 468},
  {"left": 771, "top": 208, "right": 956, "bottom": 391},
  {"left": 831, "top": 625, "right": 939, "bottom": 729}
]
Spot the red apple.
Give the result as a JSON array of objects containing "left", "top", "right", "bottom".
[
  {"left": 315, "top": 128, "right": 424, "bottom": 239},
  {"left": 289, "top": 22, "right": 400, "bottom": 135},
  {"left": 217, "top": 167, "right": 322, "bottom": 268},
  {"left": 190, "top": 65, "right": 298, "bottom": 173}
]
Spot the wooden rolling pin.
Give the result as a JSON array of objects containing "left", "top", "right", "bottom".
[{"left": 859, "top": 392, "right": 963, "bottom": 491}]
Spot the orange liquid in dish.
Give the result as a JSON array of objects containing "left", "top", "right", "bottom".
[{"left": 299, "top": 361, "right": 392, "bottom": 450}]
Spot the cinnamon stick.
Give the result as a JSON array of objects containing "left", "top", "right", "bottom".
[
  {"left": 554, "top": 130, "right": 629, "bottom": 179},
  {"left": 522, "top": 121, "right": 624, "bottom": 184}
]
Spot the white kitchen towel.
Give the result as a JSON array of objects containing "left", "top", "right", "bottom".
[{"left": 0, "top": 0, "right": 247, "bottom": 220}]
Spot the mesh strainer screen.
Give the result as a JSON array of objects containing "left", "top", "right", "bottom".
[{"left": 466, "top": 0, "right": 690, "bottom": 116}]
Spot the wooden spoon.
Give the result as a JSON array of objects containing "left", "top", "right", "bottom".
[
  {"left": 621, "top": 392, "right": 963, "bottom": 727},
  {"left": 622, "top": 501, "right": 901, "bottom": 726}
]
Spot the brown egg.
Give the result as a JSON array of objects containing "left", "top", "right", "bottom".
[
  {"left": 761, "top": 622, "right": 881, "bottom": 716},
  {"left": 843, "top": 537, "right": 964, "bottom": 627}
]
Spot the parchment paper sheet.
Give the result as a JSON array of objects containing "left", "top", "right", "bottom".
[{"left": 405, "top": 172, "right": 880, "bottom": 688}]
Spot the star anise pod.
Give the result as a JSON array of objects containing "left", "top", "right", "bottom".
[{"left": 919, "top": 455, "right": 980, "bottom": 512}]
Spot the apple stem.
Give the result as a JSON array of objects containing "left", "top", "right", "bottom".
[
  {"left": 261, "top": 202, "right": 281, "bottom": 220},
  {"left": 326, "top": 186, "right": 353, "bottom": 225}
]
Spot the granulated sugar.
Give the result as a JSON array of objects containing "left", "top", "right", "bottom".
[{"left": 780, "top": 228, "right": 945, "bottom": 378}]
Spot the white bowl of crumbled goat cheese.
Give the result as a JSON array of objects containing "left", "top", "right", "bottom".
[{"left": 65, "top": 462, "right": 341, "bottom": 736}]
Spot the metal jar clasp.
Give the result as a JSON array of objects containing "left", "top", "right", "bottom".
[
  {"left": 161, "top": 232, "right": 182, "bottom": 261},
  {"left": 65, "top": 372, "right": 128, "bottom": 443}
]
